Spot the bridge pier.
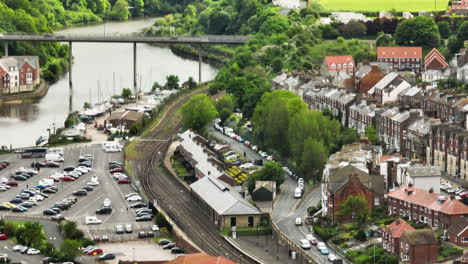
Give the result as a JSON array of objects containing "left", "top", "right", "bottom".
[
  {"left": 4, "top": 42, "right": 8, "bottom": 57},
  {"left": 133, "top": 42, "right": 137, "bottom": 100},
  {"left": 198, "top": 45, "right": 202, "bottom": 83},
  {"left": 69, "top": 41, "right": 73, "bottom": 112}
]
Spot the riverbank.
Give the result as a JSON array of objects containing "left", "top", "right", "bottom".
[
  {"left": 0, "top": 80, "right": 49, "bottom": 105},
  {"left": 169, "top": 44, "right": 233, "bottom": 68}
]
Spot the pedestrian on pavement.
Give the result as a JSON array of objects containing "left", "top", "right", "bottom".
[
  {"left": 26, "top": 184, "right": 28, "bottom": 188},
  {"left": 127, "top": 207, "right": 129, "bottom": 211},
  {"left": 244, "top": 151, "right": 246, "bottom": 158}
]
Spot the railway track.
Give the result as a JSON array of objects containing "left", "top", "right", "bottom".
[{"left": 133, "top": 90, "right": 259, "bottom": 264}]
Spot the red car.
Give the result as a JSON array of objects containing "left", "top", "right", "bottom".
[
  {"left": 62, "top": 176, "right": 75, "bottom": 182},
  {"left": 0, "top": 163, "right": 7, "bottom": 168},
  {"left": 117, "top": 179, "right": 131, "bottom": 184},
  {"left": 110, "top": 168, "right": 124, "bottom": 173},
  {"left": 6, "top": 182, "right": 18, "bottom": 187},
  {"left": 0, "top": 234, "right": 7, "bottom": 240},
  {"left": 88, "top": 248, "right": 103, "bottom": 255}
]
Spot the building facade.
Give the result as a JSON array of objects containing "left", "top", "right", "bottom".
[
  {"left": 399, "top": 229, "right": 438, "bottom": 264},
  {"left": 367, "top": 72, "right": 411, "bottom": 105},
  {"left": 382, "top": 219, "right": 415, "bottom": 258},
  {"left": 0, "top": 56, "right": 40, "bottom": 94},
  {"left": 377, "top": 47, "right": 422, "bottom": 71}
]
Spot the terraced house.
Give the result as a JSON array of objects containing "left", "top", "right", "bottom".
[
  {"left": 348, "top": 101, "right": 379, "bottom": 135},
  {"left": 376, "top": 46, "right": 422, "bottom": 71},
  {"left": 303, "top": 88, "right": 356, "bottom": 126},
  {"left": 387, "top": 185, "right": 468, "bottom": 232},
  {"left": 375, "top": 107, "right": 419, "bottom": 151}
]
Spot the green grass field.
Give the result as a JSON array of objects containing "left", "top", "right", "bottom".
[{"left": 316, "top": 0, "right": 448, "bottom": 12}]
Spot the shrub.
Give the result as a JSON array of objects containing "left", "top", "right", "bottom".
[{"left": 355, "top": 229, "right": 367, "bottom": 241}]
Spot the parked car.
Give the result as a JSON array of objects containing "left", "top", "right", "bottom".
[
  {"left": 87, "top": 248, "right": 103, "bottom": 255},
  {"left": 127, "top": 195, "right": 141, "bottom": 202},
  {"left": 295, "top": 217, "right": 302, "bottom": 226},
  {"left": 305, "top": 234, "right": 318, "bottom": 245},
  {"left": 130, "top": 202, "right": 146, "bottom": 208},
  {"left": 171, "top": 247, "right": 185, "bottom": 254},
  {"left": 62, "top": 176, "right": 75, "bottom": 182},
  {"left": 138, "top": 231, "right": 147, "bottom": 238},
  {"left": 118, "top": 179, "right": 131, "bottom": 184},
  {"left": 110, "top": 168, "right": 124, "bottom": 173},
  {"left": 46, "top": 161, "right": 60, "bottom": 168},
  {"left": 162, "top": 243, "right": 176, "bottom": 249},
  {"left": 125, "top": 193, "right": 139, "bottom": 199},
  {"left": 96, "top": 207, "right": 112, "bottom": 215},
  {"left": 136, "top": 215, "right": 153, "bottom": 222},
  {"left": 320, "top": 247, "right": 329, "bottom": 255},
  {"left": 72, "top": 190, "right": 87, "bottom": 196},
  {"left": 98, "top": 253, "right": 116, "bottom": 260},
  {"left": 0, "top": 234, "right": 7, "bottom": 240},
  {"left": 5, "top": 182, "right": 18, "bottom": 187},
  {"left": 27, "top": 248, "right": 40, "bottom": 255},
  {"left": 300, "top": 239, "right": 311, "bottom": 249},
  {"left": 43, "top": 257, "right": 60, "bottom": 264},
  {"left": 125, "top": 224, "right": 133, "bottom": 233},
  {"left": 158, "top": 239, "right": 172, "bottom": 246},
  {"left": 31, "top": 162, "right": 46, "bottom": 168}
]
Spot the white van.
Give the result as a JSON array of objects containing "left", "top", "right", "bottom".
[
  {"left": 45, "top": 153, "right": 64, "bottom": 162},
  {"left": 85, "top": 216, "right": 102, "bottom": 225},
  {"left": 39, "top": 179, "right": 54, "bottom": 186},
  {"left": 104, "top": 144, "right": 122, "bottom": 153},
  {"left": 48, "top": 147, "right": 64, "bottom": 156},
  {"left": 294, "top": 187, "right": 302, "bottom": 199}
]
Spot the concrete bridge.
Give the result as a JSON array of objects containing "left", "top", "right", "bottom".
[{"left": 0, "top": 33, "right": 250, "bottom": 111}]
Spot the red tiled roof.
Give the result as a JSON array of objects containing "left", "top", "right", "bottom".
[
  {"left": 380, "top": 155, "right": 400, "bottom": 163},
  {"left": 425, "top": 48, "right": 448, "bottom": 70},
  {"left": 387, "top": 185, "right": 468, "bottom": 215},
  {"left": 377, "top": 47, "right": 422, "bottom": 59},
  {"left": 324, "top": 55, "right": 354, "bottom": 71},
  {"left": 165, "top": 253, "right": 237, "bottom": 264},
  {"left": 384, "top": 218, "right": 415, "bottom": 238}
]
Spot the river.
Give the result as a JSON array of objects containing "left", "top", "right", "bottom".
[{"left": 0, "top": 19, "right": 218, "bottom": 149}]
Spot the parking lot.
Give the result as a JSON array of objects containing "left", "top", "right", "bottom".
[{"left": 0, "top": 144, "right": 155, "bottom": 241}]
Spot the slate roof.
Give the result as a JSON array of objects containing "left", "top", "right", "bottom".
[
  {"left": 272, "top": 73, "right": 288, "bottom": 85},
  {"left": 403, "top": 229, "right": 438, "bottom": 246},
  {"left": 447, "top": 217, "right": 468, "bottom": 236},
  {"left": 179, "top": 130, "right": 224, "bottom": 179},
  {"left": 349, "top": 101, "right": 379, "bottom": 117},
  {"left": 190, "top": 176, "right": 261, "bottom": 216},
  {"left": 388, "top": 185, "right": 468, "bottom": 215},
  {"left": 407, "top": 118, "right": 441, "bottom": 135},
  {"left": 0, "top": 56, "right": 39, "bottom": 71},
  {"left": 406, "top": 165, "right": 441, "bottom": 177}
]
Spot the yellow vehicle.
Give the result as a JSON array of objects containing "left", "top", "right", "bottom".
[{"left": 2, "top": 202, "right": 15, "bottom": 208}]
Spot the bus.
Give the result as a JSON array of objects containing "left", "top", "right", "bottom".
[{"left": 21, "top": 148, "right": 47, "bottom": 158}]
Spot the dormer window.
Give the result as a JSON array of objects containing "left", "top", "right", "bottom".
[
  {"left": 348, "top": 63, "right": 353, "bottom": 68},
  {"left": 343, "top": 64, "right": 347, "bottom": 68},
  {"left": 337, "top": 64, "right": 341, "bottom": 69},
  {"left": 331, "top": 64, "right": 336, "bottom": 69}
]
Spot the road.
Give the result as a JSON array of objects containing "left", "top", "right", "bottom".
[
  {"left": 206, "top": 124, "right": 348, "bottom": 263},
  {"left": 132, "top": 88, "right": 259, "bottom": 264}
]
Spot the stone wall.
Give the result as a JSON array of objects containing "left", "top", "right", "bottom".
[{"left": 0, "top": 79, "right": 48, "bottom": 104}]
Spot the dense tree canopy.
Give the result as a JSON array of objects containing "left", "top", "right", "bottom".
[
  {"left": 181, "top": 94, "right": 218, "bottom": 131},
  {"left": 247, "top": 161, "right": 285, "bottom": 194},
  {"left": 215, "top": 94, "right": 235, "bottom": 122},
  {"left": 394, "top": 16, "right": 440, "bottom": 47}
]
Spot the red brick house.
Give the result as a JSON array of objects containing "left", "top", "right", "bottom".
[
  {"left": 387, "top": 185, "right": 468, "bottom": 233},
  {"left": 355, "top": 63, "right": 386, "bottom": 93},
  {"left": 377, "top": 47, "right": 422, "bottom": 71},
  {"left": 452, "top": 0, "right": 468, "bottom": 15},
  {"left": 447, "top": 217, "right": 468, "bottom": 247},
  {"left": 328, "top": 174, "right": 374, "bottom": 222},
  {"left": 399, "top": 229, "right": 438, "bottom": 264},
  {"left": 0, "top": 56, "right": 40, "bottom": 94},
  {"left": 424, "top": 48, "right": 448, "bottom": 71},
  {"left": 382, "top": 219, "right": 415, "bottom": 257}
]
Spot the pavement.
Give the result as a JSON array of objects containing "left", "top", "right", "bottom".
[
  {"left": 97, "top": 240, "right": 176, "bottom": 264},
  {"left": 0, "top": 143, "right": 159, "bottom": 262}
]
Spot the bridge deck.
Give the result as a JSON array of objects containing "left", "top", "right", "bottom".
[{"left": 0, "top": 34, "right": 250, "bottom": 44}]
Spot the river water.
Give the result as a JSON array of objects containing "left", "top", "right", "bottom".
[{"left": 0, "top": 19, "right": 218, "bottom": 148}]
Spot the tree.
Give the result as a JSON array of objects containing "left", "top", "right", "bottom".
[
  {"left": 339, "top": 20, "right": 367, "bottom": 37},
  {"left": 301, "top": 137, "right": 327, "bottom": 182},
  {"left": 208, "top": 10, "right": 231, "bottom": 34},
  {"left": 319, "top": 24, "right": 340, "bottom": 39},
  {"left": 22, "top": 222, "right": 45, "bottom": 248},
  {"left": 437, "top": 21, "right": 452, "bottom": 39},
  {"left": 181, "top": 94, "right": 218, "bottom": 131},
  {"left": 365, "top": 124, "right": 379, "bottom": 145},
  {"left": 448, "top": 35, "right": 463, "bottom": 54},
  {"left": 457, "top": 21, "right": 468, "bottom": 42},
  {"left": 128, "top": 121, "right": 142, "bottom": 136},
  {"left": 186, "top": 76, "right": 197, "bottom": 89},
  {"left": 146, "top": 0, "right": 160, "bottom": 14},
  {"left": 336, "top": 195, "right": 369, "bottom": 224},
  {"left": 110, "top": 0, "right": 130, "bottom": 20},
  {"left": 61, "top": 240, "right": 81, "bottom": 261},
  {"left": 121, "top": 88, "right": 132, "bottom": 99},
  {"left": 271, "top": 57, "right": 283, "bottom": 72},
  {"left": 338, "top": 127, "right": 360, "bottom": 147},
  {"left": 184, "top": 4, "right": 196, "bottom": 18},
  {"left": 247, "top": 162, "right": 285, "bottom": 194},
  {"left": 165, "top": 75, "right": 180, "bottom": 90},
  {"left": 394, "top": 16, "right": 440, "bottom": 47},
  {"left": 375, "top": 32, "right": 394, "bottom": 46},
  {"left": 152, "top": 81, "right": 162, "bottom": 92},
  {"left": 131, "top": 0, "right": 144, "bottom": 17},
  {"left": 215, "top": 94, "right": 235, "bottom": 122}
]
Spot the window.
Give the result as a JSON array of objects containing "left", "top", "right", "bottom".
[
  {"left": 462, "top": 237, "right": 468, "bottom": 243},
  {"left": 413, "top": 213, "right": 417, "bottom": 219},
  {"left": 406, "top": 244, "right": 409, "bottom": 251},
  {"left": 230, "top": 217, "right": 236, "bottom": 227},
  {"left": 248, "top": 216, "right": 254, "bottom": 227},
  {"left": 419, "top": 215, "right": 424, "bottom": 222},
  {"left": 400, "top": 242, "right": 403, "bottom": 249}
]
